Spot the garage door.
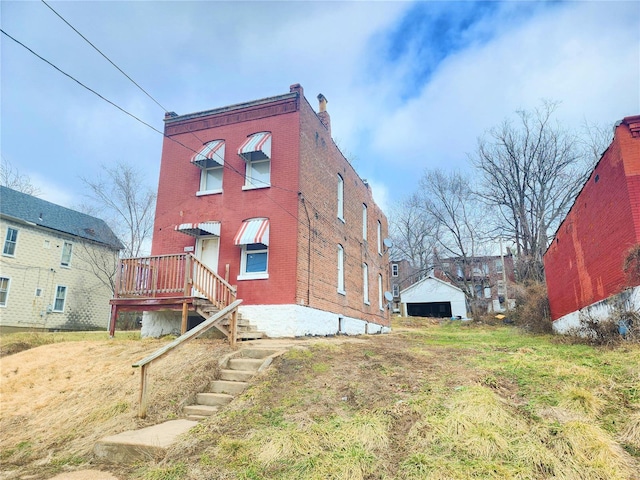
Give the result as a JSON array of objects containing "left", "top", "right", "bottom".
[{"left": 407, "top": 302, "right": 452, "bottom": 318}]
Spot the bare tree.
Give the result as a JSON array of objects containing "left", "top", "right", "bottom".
[
  {"left": 389, "top": 193, "right": 437, "bottom": 277},
  {"left": 1, "top": 156, "right": 41, "bottom": 196},
  {"left": 81, "top": 162, "right": 156, "bottom": 258},
  {"left": 471, "top": 101, "right": 595, "bottom": 282},
  {"left": 418, "top": 169, "right": 489, "bottom": 313}
]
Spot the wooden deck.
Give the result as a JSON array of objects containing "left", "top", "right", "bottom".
[{"left": 109, "top": 254, "right": 237, "bottom": 337}]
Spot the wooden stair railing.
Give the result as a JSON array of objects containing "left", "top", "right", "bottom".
[
  {"left": 132, "top": 299, "right": 243, "bottom": 418},
  {"left": 113, "top": 253, "right": 237, "bottom": 335}
]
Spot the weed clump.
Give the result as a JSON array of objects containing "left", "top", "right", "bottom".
[{"left": 510, "top": 282, "right": 553, "bottom": 334}]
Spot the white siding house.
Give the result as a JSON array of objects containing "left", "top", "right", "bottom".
[{"left": 400, "top": 276, "right": 467, "bottom": 319}]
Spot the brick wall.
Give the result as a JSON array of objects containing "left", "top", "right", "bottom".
[
  {"left": 544, "top": 117, "right": 640, "bottom": 320},
  {"left": 296, "top": 94, "right": 390, "bottom": 327},
  {"left": 0, "top": 220, "right": 116, "bottom": 330},
  {"left": 152, "top": 97, "right": 301, "bottom": 305},
  {"left": 152, "top": 85, "right": 390, "bottom": 327}
]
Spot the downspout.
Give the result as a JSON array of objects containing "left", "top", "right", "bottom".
[{"left": 299, "top": 193, "right": 312, "bottom": 306}]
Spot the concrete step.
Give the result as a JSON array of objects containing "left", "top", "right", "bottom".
[
  {"left": 183, "top": 404, "right": 219, "bottom": 417},
  {"left": 210, "top": 380, "right": 248, "bottom": 395},
  {"left": 94, "top": 419, "right": 198, "bottom": 463},
  {"left": 238, "top": 331, "right": 264, "bottom": 340},
  {"left": 228, "top": 358, "right": 264, "bottom": 371},
  {"left": 220, "top": 369, "right": 255, "bottom": 382},
  {"left": 196, "top": 392, "right": 234, "bottom": 406},
  {"left": 239, "top": 348, "right": 280, "bottom": 359}
]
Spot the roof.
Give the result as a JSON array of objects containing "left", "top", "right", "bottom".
[
  {"left": 0, "top": 186, "right": 123, "bottom": 250},
  {"left": 400, "top": 275, "right": 465, "bottom": 296}
]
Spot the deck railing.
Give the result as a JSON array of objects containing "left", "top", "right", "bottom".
[{"left": 115, "top": 253, "right": 236, "bottom": 307}]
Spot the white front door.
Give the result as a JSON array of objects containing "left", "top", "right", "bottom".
[{"left": 197, "top": 237, "right": 219, "bottom": 274}]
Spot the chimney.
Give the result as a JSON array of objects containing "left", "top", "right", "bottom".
[{"left": 317, "top": 93, "right": 331, "bottom": 135}]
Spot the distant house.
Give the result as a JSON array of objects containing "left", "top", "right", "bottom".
[
  {"left": 389, "top": 259, "right": 422, "bottom": 313},
  {"left": 110, "top": 84, "right": 391, "bottom": 338},
  {"left": 400, "top": 275, "right": 467, "bottom": 319},
  {"left": 0, "top": 186, "right": 122, "bottom": 332},
  {"left": 433, "top": 254, "right": 516, "bottom": 313},
  {"left": 543, "top": 115, "right": 640, "bottom": 332}
]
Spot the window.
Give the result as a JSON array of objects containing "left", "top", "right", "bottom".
[
  {"left": 192, "top": 140, "right": 225, "bottom": 195},
  {"left": 35, "top": 287, "right": 42, "bottom": 297},
  {"left": 199, "top": 164, "right": 223, "bottom": 193},
  {"left": 363, "top": 263, "right": 369, "bottom": 305},
  {"left": 497, "top": 280, "right": 506, "bottom": 295},
  {"left": 337, "top": 174, "right": 344, "bottom": 221},
  {"left": 53, "top": 285, "right": 67, "bottom": 312},
  {"left": 240, "top": 243, "right": 268, "bottom": 279},
  {"left": 362, "top": 204, "right": 368, "bottom": 240},
  {"left": 495, "top": 259, "right": 503, "bottom": 273},
  {"left": 378, "top": 274, "right": 383, "bottom": 310},
  {"left": 337, "top": 244, "right": 345, "bottom": 294},
  {"left": 3, "top": 227, "right": 18, "bottom": 256},
  {"left": 377, "top": 220, "right": 382, "bottom": 255},
  {"left": 239, "top": 132, "right": 272, "bottom": 190},
  {"left": 392, "top": 284, "right": 399, "bottom": 297},
  {"left": 0, "top": 277, "right": 9, "bottom": 306},
  {"left": 245, "top": 158, "right": 270, "bottom": 189},
  {"left": 61, "top": 241, "right": 73, "bottom": 267},
  {"left": 391, "top": 264, "right": 398, "bottom": 277}
]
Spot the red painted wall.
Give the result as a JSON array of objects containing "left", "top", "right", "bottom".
[
  {"left": 152, "top": 95, "right": 301, "bottom": 305},
  {"left": 544, "top": 116, "right": 640, "bottom": 320}
]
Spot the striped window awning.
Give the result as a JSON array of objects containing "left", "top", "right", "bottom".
[
  {"left": 191, "top": 140, "right": 225, "bottom": 168},
  {"left": 238, "top": 132, "right": 271, "bottom": 162},
  {"left": 234, "top": 218, "right": 270, "bottom": 246},
  {"left": 175, "top": 221, "right": 221, "bottom": 237}
]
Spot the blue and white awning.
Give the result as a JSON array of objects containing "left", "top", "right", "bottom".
[
  {"left": 237, "top": 132, "right": 271, "bottom": 162},
  {"left": 234, "top": 218, "right": 269, "bottom": 246},
  {"left": 191, "top": 140, "right": 225, "bottom": 168}
]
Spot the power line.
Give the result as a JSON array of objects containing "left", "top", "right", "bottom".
[
  {"left": 0, "top": 29, "right": 166, "bottom": 138},
  {"left": 40, "top": 0, "right": 168, "bottom": 112},
  {"left": 1, "top": 29, "right": 387, "bottom": 261}
]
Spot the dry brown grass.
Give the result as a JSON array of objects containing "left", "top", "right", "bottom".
[{"left": 0, "top": 336, "right": 230, "bottom": 479}]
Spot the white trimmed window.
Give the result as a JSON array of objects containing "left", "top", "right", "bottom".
[
  {"left": 391, "top": 264, "right": 398, "bottom": 277},
  {"left": 363, "top": 263, "right": 369, "bottom": 305},
  {"left": 199, "top": 164, "right": 223, "bottom": 193},
  {"left": 378, "top": 274, "right": 383, "bottom": 310},
  {"left": 392, "top": 284, "right": 400, "bottom": 297},
  {"left": 53, "top": 285, "right": 67, "bottom": 312},
  {"left": 3, "top": 227, "right": 18, "bottom": 256},
  {"left": 377, "top": 221, "right": 382, "bottom": 255},
  {"left": 0, "top": 277, "right": 10, "bottom": 306},
  {"left": 61, "top": 241, "right": 73, "bottom": 267},
  {"left": 337, "top": 174, "right": 344, "bottom": 221},
  {"left": 192, "top": 140, "right": 225, "bottom": 195},
  {"left": 337, "top": 244, "right": 345, "bottom": 294},
  {"left": 239, "top": 132, "right": 272, "bottom": 190},
  {"left": 239, "top": 243, "right": 268, "bottom": 279},
  {"left": 362, "top": 204, "right": 368, "bottom": 240}
]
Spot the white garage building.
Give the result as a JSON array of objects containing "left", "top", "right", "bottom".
[{"left": 400, "top": 276, "right": 468, "bottom": 319}]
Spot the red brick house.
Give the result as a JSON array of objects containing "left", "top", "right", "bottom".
[
  {"left": 543, "top": 115, "right": 640, "bottom": 332},
  {"left": 114, "top": 85, "right": 391, "bottom": 338}
]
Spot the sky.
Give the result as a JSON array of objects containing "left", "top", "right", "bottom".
[{"left": 1, "top": 0, "right": 639, "bottom": 216}]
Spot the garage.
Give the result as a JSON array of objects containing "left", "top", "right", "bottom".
[{"left": 400, "top": 276, "right": 467, "bottom": 319}]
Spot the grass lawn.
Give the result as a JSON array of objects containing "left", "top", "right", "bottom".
[{"left": 1, "top": 320, "right": 639, "bottom": 479}]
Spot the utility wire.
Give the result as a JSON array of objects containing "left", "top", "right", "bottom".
[
  {"left": 1, "top": 29, "right": 387, "bottom": 264},
  {"left": 40, "top": 0, "right": 168, "bottom": 112}
]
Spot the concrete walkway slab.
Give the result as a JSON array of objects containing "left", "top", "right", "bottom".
[{"left": 94, "top": 419, "right": 198, "bottom": 463}]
